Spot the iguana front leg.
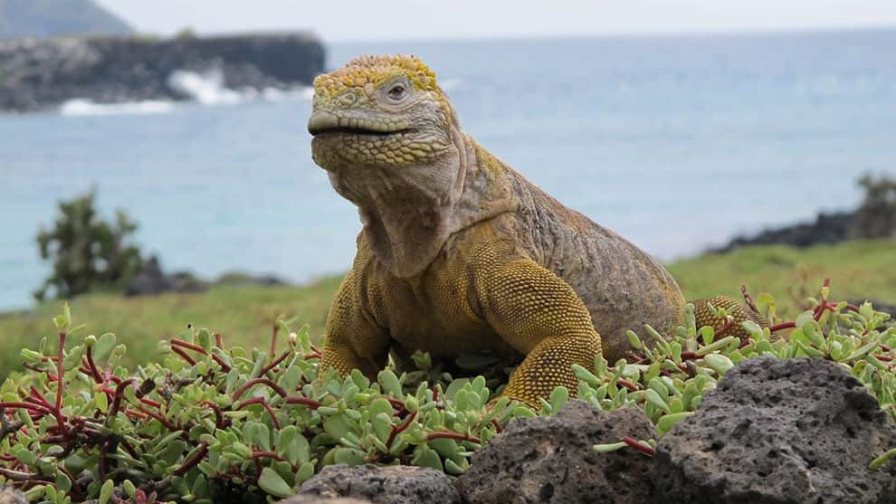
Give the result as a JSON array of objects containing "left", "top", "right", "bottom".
[
  {"left": 473, "top": 253, "right": 601, "bottom": 407},
  {"left": 320, "top": 271, "right": 391, "bottom": 379}
]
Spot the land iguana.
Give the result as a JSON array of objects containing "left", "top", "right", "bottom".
[{"left": 307, "top": 55, "right": 762, "bottom": 407}]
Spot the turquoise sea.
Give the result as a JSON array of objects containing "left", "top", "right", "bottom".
[{"left": 2, "top": 29, "right": 896, "bottom": 310}]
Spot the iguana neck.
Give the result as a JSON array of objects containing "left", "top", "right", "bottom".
[{"left": 330, "top": 130, "right": 516, "bottom": 278}]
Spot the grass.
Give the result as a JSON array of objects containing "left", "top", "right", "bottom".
[
  {"left": 0, "top": 240, "right": 893, "bottom": 379},
  {"left": 668, "top": 240, "right": 896, "bottom": 310}
]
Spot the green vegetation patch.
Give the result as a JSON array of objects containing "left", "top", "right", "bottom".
[
  {"left": 1, "top": 240, "right": 894, "bottom": 380},
  {"left": 0, "top": 283, "right": 893, "bottom": 502}
]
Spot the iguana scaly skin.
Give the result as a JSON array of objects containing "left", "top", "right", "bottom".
[{"left": 308, "top": 55, "right": 763, "bottom": 406}]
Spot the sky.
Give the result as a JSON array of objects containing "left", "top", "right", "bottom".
[{"left": 94, "top": 0, "right": 896, "bottom": 42}]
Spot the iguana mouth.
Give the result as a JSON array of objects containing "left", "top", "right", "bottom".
[
  {"left": 310, "top": 126, "right": 412, "bottom": 137},
  {"left": 308, "top": 112, "right": 411, "bottom": 137}
]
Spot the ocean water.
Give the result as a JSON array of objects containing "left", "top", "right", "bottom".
[{"left": 2, "top": 29, "right": 896, "bottom": 311}]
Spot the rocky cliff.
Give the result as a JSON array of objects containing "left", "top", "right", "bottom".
[{"left": 0, "top": 32, "right": 325, "bottom": 112}]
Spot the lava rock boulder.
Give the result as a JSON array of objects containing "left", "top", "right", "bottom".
[
  {"left": 651, "top": 356, "right": 896, "bottom": 503},
  {"left": 296, "top": 464, "right": 460, "bottom": 504},
  {"left": 456, "top": 400, "right": 655, "bottom": 504}
]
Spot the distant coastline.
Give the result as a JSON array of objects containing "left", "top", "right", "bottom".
[{"left": 0, "top": 32, "right": 325, "bottom": 113}]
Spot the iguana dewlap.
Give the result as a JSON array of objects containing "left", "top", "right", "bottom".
[{"left": 307, "top": 55, "right": 756, "bottom": 406}]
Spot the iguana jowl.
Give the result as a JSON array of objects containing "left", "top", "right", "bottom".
[{"left": 307, "top": 55, "right": 759, "bottom": 406}]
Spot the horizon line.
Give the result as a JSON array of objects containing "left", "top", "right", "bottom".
[{"left": 127, "top": 22, "right": 896, "bottom": 45}]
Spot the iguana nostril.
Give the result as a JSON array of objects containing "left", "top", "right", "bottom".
[{"left": 338, "top": 92, "right": 358, "bottom": 106}]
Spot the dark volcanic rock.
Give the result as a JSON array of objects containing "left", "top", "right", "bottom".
[
  {"left": 0, "top": 32, "right": 324, "bottom": 112},
  {"left": 456, "top": 401, "right": 654, "bottom": 504},
  {"left": 124, "top": 255, "right": 207, "bottom": 296},
  {"left": 281, "top": 498, "right": 370, "bottom": 504},
  {"left": 652, "top": 357, "right": 896, "bottom": 504},
  {"left": 124, "top": 256, "right": 174, "bottom": 296},
  {"left": 0, "top": 486, "right": 26, "bottom": 504},
  {"left": 712, "top": 211, "right": 853, "bottom": 253},
  {"left": 849, "top": 298, "right": 896, "bottom": 318},
  {"left": 296, "top": 464, "right": 460, "bottom": 504}
]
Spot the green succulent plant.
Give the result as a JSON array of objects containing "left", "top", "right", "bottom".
[{"left": 0, "top": 281, "right": 894, "bottom": 502}]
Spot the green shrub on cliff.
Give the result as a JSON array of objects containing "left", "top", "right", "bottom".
[
  {"left": 851, "top": 175, "right": 896, "bottom": 240},
  {"left": 0, "top": 283, "right": 893, "bottom": 502},
  {"left": 34, "top": 191, "right": 143, "bottom": 302}
]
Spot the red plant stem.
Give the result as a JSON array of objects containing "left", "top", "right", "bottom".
[
  {"left": 110, "top": 379, "right": 136, "bottom": 417},
  {"left": 235, "top": 397, "right": 281, "bottom": 429},
  {"left": 121, "top": 439, "right": 140, "bottom": 460},
  {"left": 285, "top": 397, "right": 321, "bottom": 409},
  {"left": 616, "top": 378, "right": 640, "bottom": 392},
  {"left": 251, "top": 451, "right": 285, "bottom": 462},
  {"left": 174, "top": 442, "right": 208, "bottom": 476},
  {"left": 171, "top": 347, "right": 197, "bottom": 365},
  {"left": 425, "top": 431, "right": 481, "bottom": 444},
  {"left": 715, "top": 317, "right": 734, "bottom": 338},
  {"left": 387, "top": 397, "right": 406, "bottom": 415},
  {"left": 232, "top": 378, "right": 288, "bottom": 401},
  {"left": 258, "top": 351, "right": 289, "bottom": 377},
  {"left": 680, "top": 351, "right": 698, "bottom": 361},
  {"left": 0, "top": 467, "right": 36, "bottom": 481},
  {"left": 170, "top": 338, "right": 207, "bottom": 354},
  {"left": 386, "top": 411, "right": 417, "bottom": 448},
  {"left": 0, "top": 402, "right": 53, "bottom": 416},
  {"left": 269, "top": 324, "right": 279, "bottom": 361},
  {"left": 211, "top": 353, "right": 231, "bottom": 372},
  {"left": 491, "top": 418, "right": 503, "bottom": 434},
  {"left": 622, "top": 436, "right": 656, "bottom": 456},
  {"left": 84, "top": 347, "right": 103, "bottom": 383},
  {"left": 201, "top": 401, "right": 228, "bottom": 428},
  {"left": 98, "top": 439, "right": 108, "bottom": 481},
  {"left": 215, "top": 332, "right": 224, "bottom": 348},
  {"left": 28, "top": 387, "right": 52, "bottom": 408},
  {"left": 769, "top": 321, "right": 796, "bottom": 333},
  {"left": 139, "top": 397, "right": 162, "bottom": 409},
  {"left": 125, "top": 409, "right": 148, "bottom": 420},
  {"left": 55, "top": 331, "right": 66, "bottom": 413},
  {"left": 741, "top": 284, "right": 759, "bottom": 314},
  {"left": 135, "top": 405, "right": 177, "bottom": 430}
]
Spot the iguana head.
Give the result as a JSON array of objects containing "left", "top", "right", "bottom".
[
  {"left": 308, "top": 54, "right": 458, "bottom": 171},
  {"left": 307, "top": 55, "right": 515, "bottom": 278}
]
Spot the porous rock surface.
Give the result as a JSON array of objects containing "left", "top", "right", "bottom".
[
  {"left": 280, "top": 497, "right": 370, "bottom": 504},
  {"left": 296, "top": 464, "right": 460, "bottom": 504},
  {"left": 456, "top": 400, "right": 655, "bottom": 504},
  {"left": 0, "top": 487, "right": 26, "bottom": 504},
  {"left": 651, "top": 356, "right": 896, "bottom": 503}
]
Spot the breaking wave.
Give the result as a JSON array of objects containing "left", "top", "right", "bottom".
[
  {"left": 59, "top": 99, "right": 175, "bottom": 116},
  {"left": 60, "top": 69, "right": 312, "bottom": 117}
]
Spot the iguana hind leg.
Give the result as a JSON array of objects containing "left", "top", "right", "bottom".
[{"left": 691, "top": 296, "right": 768, "bottom": 341}]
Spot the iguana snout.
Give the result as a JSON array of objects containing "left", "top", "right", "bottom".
[{"left": 308, "top": 54, "right": 457, "bottom": 171}]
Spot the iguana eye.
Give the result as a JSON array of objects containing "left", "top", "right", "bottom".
[{"left": 387, "top": 84, "right": 406, "bottom": 101}]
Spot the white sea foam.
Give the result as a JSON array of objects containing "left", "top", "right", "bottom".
[
  {"left": 59, "top": 69, "right": 313, "bottom": 116},
  {"left": 60, "top": 99, "right": 175, "bottom": 116},
  {"left": 168, "top": 69, "right": 244, "bottom": 106}
]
